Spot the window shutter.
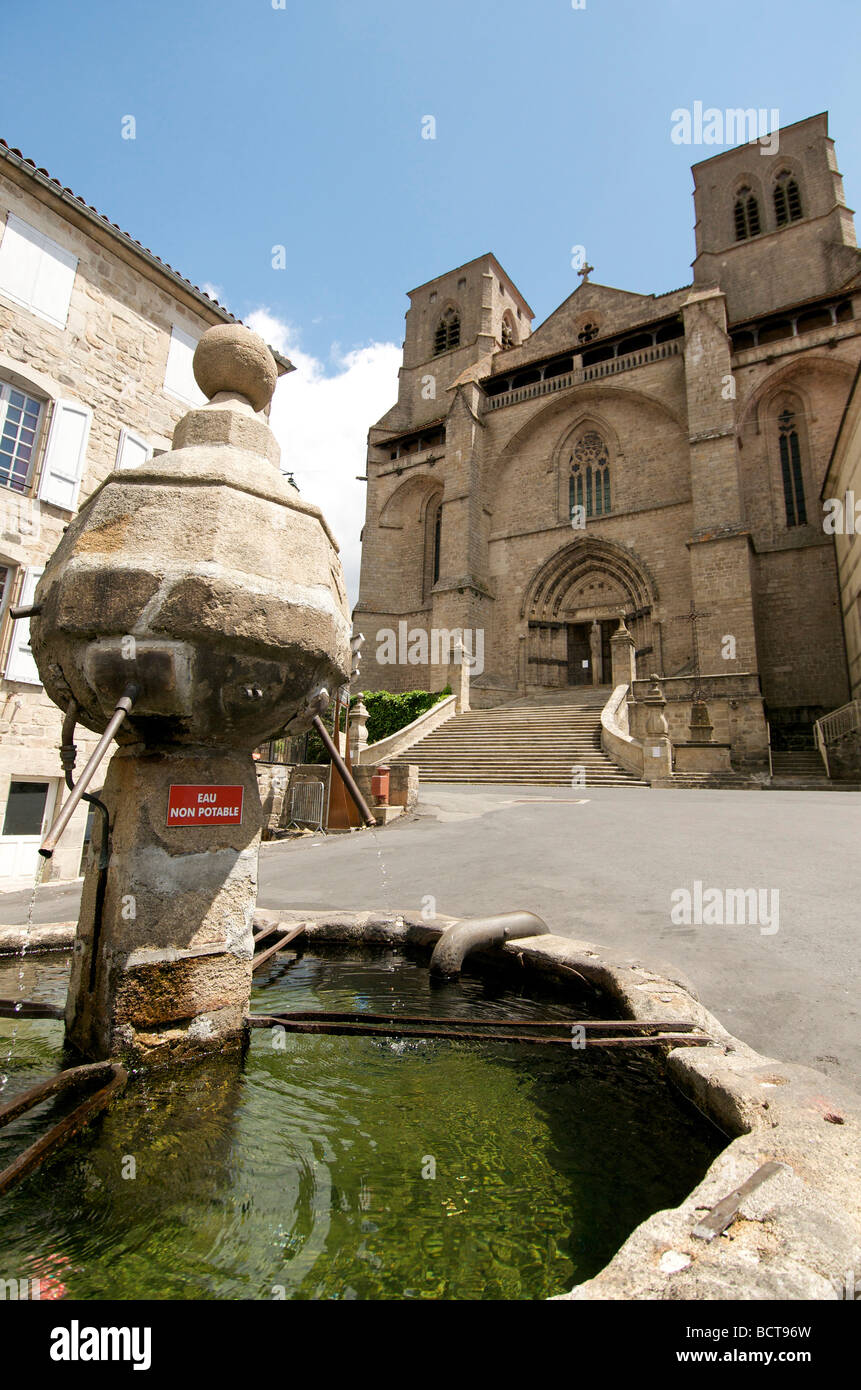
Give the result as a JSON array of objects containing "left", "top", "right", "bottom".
[
  {"left": 38, "top": 399, "right": 91, "bottom": 510},
  {"left": 115, "top": 428, "right": 151, "bottom": 470},
  {"left": 0, "top": 213, "right": 77, "bottom": 328},
  {"left": 0, "top": 214, "right": 42, "bottom": 306},
  {"left": 164, "top": 325, "right": 206, "bottom": 405},
  {"left": 4, "top": 568, "right": 43, "bottom": 685}
]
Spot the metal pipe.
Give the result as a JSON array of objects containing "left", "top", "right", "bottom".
[
  {"left": 8, "top": 602, "right": 43, "bottom": 620},
  {"left": 248, "top": 1014, "right": 711, "bottom": 1048},
  {"left": 39, "top": 682, "right": 139, "bottom": 858},
  {"left": 429, "top": 911, "right": 550, "bottom": 978},
  {"left": 311, "top": 713, "right": 376, "bottom": 827}
]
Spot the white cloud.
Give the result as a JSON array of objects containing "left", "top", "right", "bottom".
[{"left": 246, "top": 308, "right": 400, "bottom": 608}]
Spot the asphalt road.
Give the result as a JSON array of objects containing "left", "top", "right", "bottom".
[{"left": 3, "top": 782, "right": 859, "bottom": 1090}]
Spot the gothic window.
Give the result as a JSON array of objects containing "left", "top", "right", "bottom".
[
  {"left": 568, "top": 430, "right": 611, "bottom": 519},
  {"left": 433, "top": 309, "right": 460, "bottom": 355},
  {"left": 777, "top": 406, "right": 807, "bottom": 527},
  {"left": 433, "top": 502, "right": 442, "bottom": 583},
  {"left": 424, "top": 495, "right": 443, "bottom": 598},
  {"left": 734, "top": 187, "right": 761, "bottom": 240},
  {"left": 774, "top": 170, "right": 803, "bottom": 226},
  {"left": 577, "top": 322, "right": 599, "bottom": 344}
]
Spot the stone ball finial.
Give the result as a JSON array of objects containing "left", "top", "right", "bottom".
[{"left": 193, "top": 323, "right": 278, "bottom": 413}]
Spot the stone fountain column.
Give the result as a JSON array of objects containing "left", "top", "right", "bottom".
[{"left": 31, "top": 326, "right": 350, "bottom": 1063}]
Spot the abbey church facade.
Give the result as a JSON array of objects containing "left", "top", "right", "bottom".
[{"left": 354, "top": 114, "right": 860, "bottom": 757}]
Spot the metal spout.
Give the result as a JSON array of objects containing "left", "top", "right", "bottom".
[{"left": 39, "top": 682, "right": 139, "bottom": 858}]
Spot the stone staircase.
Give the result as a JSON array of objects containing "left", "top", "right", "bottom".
[
  {"left": 770, "top": 749, "right": 826, "bottom": 779},
  {"left": 389, "top": 688, "right": 646, "bottom": 786}
]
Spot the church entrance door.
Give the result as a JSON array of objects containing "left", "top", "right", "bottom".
[
  {"left": 566, "top": 620, "right": 614, "bottom": 685},
  {"left": 566, "top": 623, "right": 592, "bottom": 684}
]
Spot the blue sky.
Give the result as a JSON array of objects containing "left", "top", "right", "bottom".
[{"left": 2, "top": 0, "right": 859, "bottom": 598}]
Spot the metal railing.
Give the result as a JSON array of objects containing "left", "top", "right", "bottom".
[
  {"left": 813, "top": 700, "right": 861, "bottom": 779},
  {"left": 288, "top": 780, "right": 325, "bottom": 833}
]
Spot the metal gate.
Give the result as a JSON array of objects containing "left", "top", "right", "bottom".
[{"left": 288, "top": 780, "right": 324, "bottom": 833}]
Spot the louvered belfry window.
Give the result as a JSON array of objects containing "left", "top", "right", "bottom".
[
  {"left": 734, "top": 187, "right": 761, "bottom": 240},
  {"left": 774, "top": 171, "right": 803, "bottom": 226},
  {"left": 433, "top": 309, "right": 460, "bottom": 356}
]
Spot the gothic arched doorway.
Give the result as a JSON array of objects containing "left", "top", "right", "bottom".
[{"left": 520, "top": 538, "right": 658, "bottom": 689}]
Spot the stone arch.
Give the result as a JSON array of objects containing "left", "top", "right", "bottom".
[
  {"left": 519, "top": 537, "right": 661, "bottom": 686},
  {"left": 377, "top": 472, "right": 444, "bottom": 611},
  {"left": 485, "top": 381, "right": 688, "bottom": 491},
  {"left": 521, "top": 536, "right": 658, "bottom": 622},
  {"left": 378, "top": 471, "right": 443, "bottom": 529},
  {"left": 738, "top": 354, "right": 856, "bottom": 435}
]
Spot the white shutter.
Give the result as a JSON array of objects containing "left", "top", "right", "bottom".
[
  {"left": 0, "top": 214, "right": 42, "bottom": 307},
  {"left": 164, "top": 325, "right": 205, "bottom": 405},
  {"left": 115, "top": 428, "right": 151, "bottom": 470},
  {"left": 38, "top": 399, "right": 91, "bottom": 510},
  {"left": 5, "top": 568, "right": 43, "bottom": 685},
  {"left": 0, "top": 213, "right": 77, "bottom": 328}
]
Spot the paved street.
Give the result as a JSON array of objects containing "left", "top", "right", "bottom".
[{"left": 3, "top": 783, "right": 859, "bottom": 1090}]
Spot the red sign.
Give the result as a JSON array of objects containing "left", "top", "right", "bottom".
[{"left": 166, "top": 784, "right": 244, "bottom": 827}]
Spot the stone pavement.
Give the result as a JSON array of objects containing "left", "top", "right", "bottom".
[{"left": 3, "top": 782, "right": 859, "bottom": 1090}]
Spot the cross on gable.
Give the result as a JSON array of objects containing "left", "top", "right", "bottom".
[{"left": 577, "top": 261, "right": 594, "bottom": 282}]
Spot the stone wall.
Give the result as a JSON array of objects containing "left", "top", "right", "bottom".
[
  {"left": 256, "top": 763, "right": 329, "bottom": 836},
  {"left": 0, "top": 162, "right": 229, "bottom": 881},
  {"left": 630, "top": 673, "right": 769, "bottom": 769}
]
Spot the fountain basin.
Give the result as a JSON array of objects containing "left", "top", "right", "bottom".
[{"left": 1, "top": 913, "right": 859, "bottom": 1300}]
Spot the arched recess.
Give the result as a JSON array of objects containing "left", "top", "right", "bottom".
[
  {"left": 552, "top": 410, "right": 620, "bottom": 523},
  {"left": 483, "top": 383, "right": 688, "bottom": 535},
  {"left": 738, "top": 354, "right": 856, "bottom": 436},
  {"left": 519, "top": 536, "right": 660, "bottom": 686},
  {"left": 422, "top": 489, "right": 444, "bottom": 600},
  {"left": 377, "top": 472, "right": 445, "bottom": 611}
]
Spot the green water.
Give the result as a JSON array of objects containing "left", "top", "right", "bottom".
[{"left": 0, "top": 948, "right": 724, "bottom": 1300}]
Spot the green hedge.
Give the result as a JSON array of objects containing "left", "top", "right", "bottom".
[
  {"left": 354, "top": 687, "right": 452, "bottom": 745},
  {"left": 304, "top": 688, "right": 452, "bottom": 763}
]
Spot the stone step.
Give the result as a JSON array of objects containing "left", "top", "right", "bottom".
[{"left": 388, "top": 693, "right": 646, "bottom": 786}]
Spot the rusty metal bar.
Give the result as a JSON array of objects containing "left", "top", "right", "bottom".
[
  {"left": 248, "top": 1014, "right": 711, "bottom": 1047},
  {"left": 311, "top": 713, "right": 376, "bottom": 828},
  {"left": 268, "top": 1010, "right": 702, "bottom": 1031},
  {"left": 251, "top": 923, "right": 306, "bottom": 974},
  {"left": 691, "top": 1161, "right": 787, "bottom": 1240},
  {"left": 39, "top": 682, "right": 140, "bottom": 858},
  {"left": 0, "top": 999, "right": 65, "bottom": 1020},
  {"left": 8, "top": 602, "right": 43, "bottom": 620},
  {"left": 0, "top": 1061, "right": 127, "bottom": 1197}
]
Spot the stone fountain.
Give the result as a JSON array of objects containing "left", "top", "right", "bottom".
[{"left": 29, "top": 325, "right": 350, "bottom": 1063}]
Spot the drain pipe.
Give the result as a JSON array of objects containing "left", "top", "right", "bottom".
[{"left": 429, "top": 911, "right": 550, "bottom": 978}]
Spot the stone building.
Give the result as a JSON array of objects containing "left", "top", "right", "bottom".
[
  {"left": 354, "top": 113, "right": 860, "bottom": 770},
  {"left": 0, "top": 139, "right": 290, "bottom": 883},
  {"left": 823, "top": 361, "right": 861, "bottom": 703}
]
